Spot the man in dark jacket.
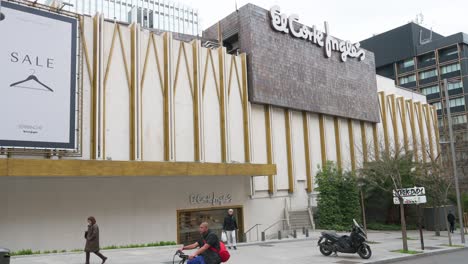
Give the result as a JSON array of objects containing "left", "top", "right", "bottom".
[
  {"left": 447, "top": 211, "right": 456, "bottom": 233},
  {"left": 223, "top": 209, "right": 238, "bottom": 250},
  {"left": 180, "top": 222, "right": 221, "bottom": 264}
]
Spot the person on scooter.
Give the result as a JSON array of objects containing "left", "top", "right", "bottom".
[{"left": 179, "top": 222, "right": 222, "bottom": 264}]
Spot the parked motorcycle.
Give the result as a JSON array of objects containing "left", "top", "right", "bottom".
[{"left": 317, "top": 219, "right": 372, "bottom": 259}]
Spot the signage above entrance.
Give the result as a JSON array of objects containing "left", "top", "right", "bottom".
[
  {"left": 269, "top": 6, "right": 365, "bottom": 62},
  {"left": 190, "top": 193, "right": 232, "bottom": 206}
]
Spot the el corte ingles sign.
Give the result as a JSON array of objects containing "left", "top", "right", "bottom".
[{"left": 269, "top": 6, "right": 365, "bottom": 62}]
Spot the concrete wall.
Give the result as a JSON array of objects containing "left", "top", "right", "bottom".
[{"left": 0, "top": 176, "right": 250, "bottom": 251}]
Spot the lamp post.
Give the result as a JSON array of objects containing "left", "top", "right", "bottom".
[{"left": 442, "top": 78, "right": 465, "bottom": 244}]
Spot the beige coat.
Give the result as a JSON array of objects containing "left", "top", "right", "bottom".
[{"left": 85, "top": 224, "right": 100, "bottom": 252}]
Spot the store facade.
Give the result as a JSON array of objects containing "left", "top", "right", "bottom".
[{"left": 1, "top": 1, "right": 439, "bottom": 251}]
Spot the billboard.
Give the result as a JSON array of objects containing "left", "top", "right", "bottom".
[{"left": 0, "top": 1, "right": 77, "bottom": 149}]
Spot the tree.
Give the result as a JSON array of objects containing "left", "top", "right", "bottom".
[
  {"left": 419, "top": 153, "right": 453, "bottom": 244},
  {"left": 360, "top": 147, "right": 418, "bottom": 252}
]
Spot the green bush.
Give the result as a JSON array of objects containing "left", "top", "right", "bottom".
[
  {"left": 367, "top": 222, "right": 417, "bottom": 231},
  {"left": 11, "top": 249, "right": 33, "bottom": 256},
  {"left": 316, "top": 161, "right": 361, "bottom": 229},
  {"left": 10, "top": 241, "right": 177, "bottom": 256},
  {"left": 102, "top": 245, "right": 119, "bottom": 250}
]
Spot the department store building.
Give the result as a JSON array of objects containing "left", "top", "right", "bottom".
[{"left": 0, "top": 1, "right": 439, "bottom": 251}]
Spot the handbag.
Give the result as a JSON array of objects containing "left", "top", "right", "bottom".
[
  {"left": 221, "top": 231, "right": 227, "bottom": 243},
  {"left": 84, "top": 231, "right": 88, "bottom": 239}
]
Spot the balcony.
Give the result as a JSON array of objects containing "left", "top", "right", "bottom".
[
  {"left": 418, "top": 59, "right": 436, "bottom": 69},
  {"left": 419, "top": 76, "right": 438, "bottom": 86},
  {"left": 440, "top": 70, "right": 461, "bottom": 80},
  {"left": 439, "top": 53, "right": 458, "bottom": 63},
  {"left": 400, "top": 81, "right": 417, "bottom": 88},
  {"left": 426, "top": 93, "right": 441, "bottom": 101}
]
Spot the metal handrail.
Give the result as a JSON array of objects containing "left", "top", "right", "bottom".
[
  {"left": 244, "top": 223, "right": 262, "bottom": 242},
  {"left": 307, "top": 207, "right": 316, "bottom": 230},
  {"left": 245, "top": 223, "right": 261, "bottom": 234},
  {"left": 262, "top": 219, "right": 287, "bottom": 233},
  {"left": 284, "top": 198, "right": 290, "bottom": 228}
]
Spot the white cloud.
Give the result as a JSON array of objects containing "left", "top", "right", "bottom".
[{"left": 177, "top": 0, "right": 468, "bottom": 42}]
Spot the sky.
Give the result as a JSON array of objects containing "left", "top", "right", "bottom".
[{"left": 177, "top": 0, "right": 468, "bottom": 42}]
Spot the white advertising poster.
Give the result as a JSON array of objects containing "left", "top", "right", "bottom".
[{"left": 0, "top": 1, "right": 77, "bottom": 149}]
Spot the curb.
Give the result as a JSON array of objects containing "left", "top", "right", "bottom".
[
  {"left": 368, "top": 247, "right": 468, "bottom": 264},
  {"left": 11, "top": 244, "right": 182, "bottom": 259},
  {"left": 237, "top": 236, "right": 318, "bottom": 247}
]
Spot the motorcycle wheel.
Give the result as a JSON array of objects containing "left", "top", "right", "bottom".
[
  {"left": 357, "top": 244, "right": 372, "bottom": 259},
  {"left": 319, "top": 243, "right": 333, "bottom": 256}
]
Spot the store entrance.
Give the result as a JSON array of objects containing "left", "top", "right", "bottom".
[{"left": 177, "top": 206, "right": 244, "bottom": 245}]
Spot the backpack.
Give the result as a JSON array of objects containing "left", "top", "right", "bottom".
[
  {"left": 204, "top": 238, "right": 230, "bottom": 263},
  {"left": 209, "top": 241, "right": 230, "bottom": 262}
]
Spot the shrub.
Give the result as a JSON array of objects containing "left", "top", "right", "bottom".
[{"left": 316, "top": 161, "right": 361, "bottom": 229}]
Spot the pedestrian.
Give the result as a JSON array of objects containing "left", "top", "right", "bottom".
[
  {"left": 447, "top": 211, "right": 456, "bottom": 233},
  {"left": 180, "top": 222, "right": 222, "bottom": 264},
  {"left": 223, "top": 209, "right": 238, "bottom": 250},
  {"left": 85, "top": 216, "right": 107, "bottom": 264}
]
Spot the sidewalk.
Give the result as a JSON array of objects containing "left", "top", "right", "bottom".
[{"left": 10, "top": 230, "right": 467, "bottom": 264}]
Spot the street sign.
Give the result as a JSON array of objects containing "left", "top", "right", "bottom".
[
  {"left": 393, "top": 187, "right": 425, "bottom": 197},
  {"left": 393, "top": 187, "right": 427, "bottom": 205},
  {"left": 393, "top": 196, "right": 427, "bottom": 205}
]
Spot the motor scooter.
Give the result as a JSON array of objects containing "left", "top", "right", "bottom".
[{"left": 317, "top": 219, "right": 372, "bottom": 259}]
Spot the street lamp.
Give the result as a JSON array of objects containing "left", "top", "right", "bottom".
[{"left": 442, "top": 78, "right": 465, "bottom": 244}]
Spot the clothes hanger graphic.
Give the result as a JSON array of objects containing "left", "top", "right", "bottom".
[{"left": 10, "top": 69, "right": 54, "bottom": 92}]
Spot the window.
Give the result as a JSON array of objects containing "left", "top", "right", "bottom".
[
  {"left": 399, "top": 75, "right": 416, "bottom": 84},
  {"left": 440, "top": 46, "right": 458, "bottom": 57},
  {"left": 449, "top": 97, "right": 465, "bottom": 107},
  {"left": 400, "top": 58, "right": 414, "bottom": 68},
  {"left": 452, "top": 115, "right": 467, "bottom": 125},
  {"left": 421, "top": 85, "right": 440, "bottom": 95},
  {"left": 418, "top": 53, "right": 436, "bottom": 64},
  {"left": 432, "top": 102, "right": 442, "bottom": 110},
  {"left": 441, "top": 63, "right": 461, "bottom": 74},
  {"left": 445, "top": 49, "right": 459, "bottom": 56},
  {"left": 448, "top": 81, "right": 463, "bottom": 90},
  {"left": 419, "top": 69, "right": 438, "bottom": 79}
]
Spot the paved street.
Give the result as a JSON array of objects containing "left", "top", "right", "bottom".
[
  {"left": 10, "top": 230, "right": 467, "bottom": 264},
  {"left": 396, "top": 248, "right": 468, "bottom": 264}
]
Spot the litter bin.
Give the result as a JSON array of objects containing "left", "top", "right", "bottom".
[{"left": 0, "top": 248, "right": 10, "bottom": 264}]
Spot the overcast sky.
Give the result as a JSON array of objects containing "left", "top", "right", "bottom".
[{"left": 178, "top": 0, "right": 468, "bottom": 42}]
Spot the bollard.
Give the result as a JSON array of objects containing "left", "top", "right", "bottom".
[
  {"left": 293, "top": 229, "right": 297, "bottom": 238},
  {"left": 278, "top": 230, "right": 282, "bottom": 240},
  {"left": 261, "top": 232, "right": 265, "bottom": 241},
  {"left": 302, "top": 227, "right": 305, "bottom": 234},
  {"left": 305, "top": 228, "right": 309, "bottom": 237}
]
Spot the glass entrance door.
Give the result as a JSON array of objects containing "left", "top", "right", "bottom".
[{"left": 177, "top": 206, "right": 243, "bottom": 245}]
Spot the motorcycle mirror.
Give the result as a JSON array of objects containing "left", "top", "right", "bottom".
[{"left": 353, "top": 219, "right": 359, "bottom": 227}]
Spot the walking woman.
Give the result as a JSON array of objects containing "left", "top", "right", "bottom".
[{"left": 85, "top": 216, "right": 108, "bottom": 264}]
